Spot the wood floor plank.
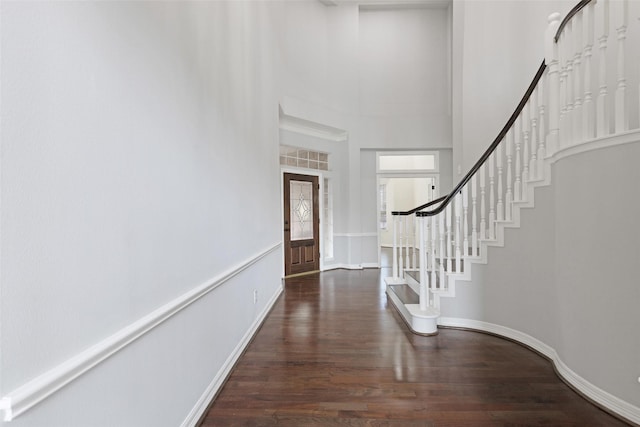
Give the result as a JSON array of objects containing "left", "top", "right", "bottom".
[{"left": 199, "top": 269, "right": 632, "bottom": 426}]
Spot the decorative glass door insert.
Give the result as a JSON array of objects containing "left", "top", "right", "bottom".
[{"left": 290, "top": 180, "right": 314, "bottom": 241}]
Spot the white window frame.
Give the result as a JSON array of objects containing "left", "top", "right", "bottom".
[{"left": 376, "top": 150, "right": 440, "bottom": 174}]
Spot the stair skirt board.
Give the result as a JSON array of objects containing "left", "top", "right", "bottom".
[
  {"left": 386, "top": 286, "right": 439, "bottom": 335},
  {"left": 384, "top": 276, "right": 407, "bottom": 285}
]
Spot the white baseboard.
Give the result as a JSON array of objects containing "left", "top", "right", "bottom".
[
  {"left": 361, "top": 262, "right": 379, "bottom": 269},
  {"left": 334, "top": 232, "right": 378, "bottom": 238},
  {"left": 438, "top": 317, "right": 640, "bottom": 425},
  {"left": 180, "top": 284, "right": 283, "bottom": 427},
  {"left": 324, "top": 262, "right": 379, "bottom": 271},
  {"left": 0, "top": 242, "right": 282, "bottom": 422}
]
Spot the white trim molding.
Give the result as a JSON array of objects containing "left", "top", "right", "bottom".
[
  {"left": 323, "top": 263, "right": 379, "bottom": 271},
  {"left": 0, "top": 242, "right": 282, "bottom": 422},
  {"left": 550, "top": 129, "right": 640, "bottom": 164},
  {"left": 180, "top": 283, "right": 283, "bottom": 427},
  {"left": 334, "top": 232, "right": 378, "bottom": 238},
  {"left": 438, "top": 317, "right": 640, "bottom": 425}
]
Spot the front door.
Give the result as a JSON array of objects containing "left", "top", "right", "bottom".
[{"left": 284, "top": 173, "right": 320, "bottom": 276}]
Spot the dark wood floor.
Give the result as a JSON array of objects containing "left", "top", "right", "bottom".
[{"left": 199, "top": 269, "right": 631, "bottom": 426}]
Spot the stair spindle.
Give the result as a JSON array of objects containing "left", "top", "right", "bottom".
[
  {"left": 514, "top": 117, "right": 522, "bottom": 202},
  {"left": 424, "top": 215, "right": 430, "bottom": 271},
  {"left": 412, "top": 215, "right": 417, "bottom": 270},
  {"left": 573, "top": 10, "right": 584, "bottom": 141},
  {"left": 496, "top": 141, "right": 504, "bottom": 221},
  {"left": 404, "top": 216, "right": 410, "bottom": 269},
  {"left": 522, "top": 99, "right": 531, "bottom": 187},
  {"left": 480, "top": 163, "right": 487, "bottom": 239},
  {"left": 504, "top": 127, "right": 513, "bottom": 221},
  {"left": 614, "top": 0, "right": 628, "bottom": 133},
  {"left": 583, "top": 1, "right": 596, "bottom": 140},
  {"left": 537, "top": 74, "right": 547, "bottom": 179},
  {"left": 462, "top": 185, "right": 469, "bottom": 261},
  {"left": 398, "top": 217, "right": 404, "bottom": 276},
  {"left": 446, "top": 204, "right": 452, "bottom": 273},
  {"left": 565, "top": 21, "right": 575, "bottom": 145},
  {"left": 455, "top": 191, "right": 462, "bottom": 272},
  {"left": 392, "top": 215, "right": 398, "bottom": 278},
  {"left": 546, "top": 12, "right": 561, "bottom": 156},
  {"left": 430, "top": 216, "right": 437, "bottom": 293},
  {"left": 559, "top": 30, "right": 567, "bottom": 146},
  {"left": 532, "top": 88, "right": 540, "bottom": 180},
  {"left": 471, "top": 175, "right": 478, "bottom": 256},
  {"left": 488, "top": 151, "right": 496, "bottom": 240},
  {"left": 438, "top": 210, "right": 445, "bottom": 289},
  {"left": 596, "top": 0, "right": 610, "bottom": 137},
  {"left": 418, "top": 217, "right": 427, "bottom": 311},
  {"left": 505, "top": 128, "right": 513, "bottom": 221}
]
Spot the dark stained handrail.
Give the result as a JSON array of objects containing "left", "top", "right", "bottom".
[
  {"left": 393, "top": 0, "right": 589, "bottom": 221},
  {"left": 416, "top": 61, "right": 546, "bottom": 218},
  {"left": 555, "top": 0, "right": 591, "bottom": 42},
  {"left": 391, "top": 195, "right": 446, "bottom": 216}
]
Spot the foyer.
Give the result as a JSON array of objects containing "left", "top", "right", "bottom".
[
  {"left": 200, "top": 269, "right": 629, "bottom": 426},
  {"left": 1, "top": 0, "right": 638, "bottom": 425}
]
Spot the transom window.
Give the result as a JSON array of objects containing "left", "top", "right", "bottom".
[
  {"left": 377, "top": 152, "right": 438, "bottom": 173},
  {"left": 280, "top": 145, "right": 329, "bottom": 171}
]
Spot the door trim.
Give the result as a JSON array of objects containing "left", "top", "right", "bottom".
[
  {"left": 281, "top": 169, "right": 324, "bottom": 277},
  {"left": 375, "top": 173, "right": 440, "bottom": 268}
]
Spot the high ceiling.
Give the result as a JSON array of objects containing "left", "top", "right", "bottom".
[{"left": 319, "top": 0, "right": 451, "bottom": 8}]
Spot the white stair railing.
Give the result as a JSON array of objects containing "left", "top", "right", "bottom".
[{"left": 388, "top": 0, "right": 637, "bottom": 317}]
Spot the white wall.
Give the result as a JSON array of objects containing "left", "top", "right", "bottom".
[
  {"left": 1, "top": 1, "right": 283, "bottom": 425},
  {"left": 552, "top": 142, "right": 640, "bottom": 407},
  {"left": 441, "top": 139, "right": 640, "bottom": 410},
  {"left": 359, "top": 148, "right": 453, "bottom": 258},
  {"left": 358, "top": 6, "right": 452, "bottom": 149},
  {"left": 277, "top": 2, "right": 454, "bottom": 268},
  {"left": 279, "top": 129, "right": 350, "bottom": 268},
  {"left": 454, "top": 0, "right": 574, "bottom": 175}
]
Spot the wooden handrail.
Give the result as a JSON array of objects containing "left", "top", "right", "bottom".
[
  {"left": 554, "top": 0, "right": 591, "bottom": 42},
  {"left": 395, "top": 0, "right": 588, "bottom": 220},
  {"left": 391, "top": 196, "right": 446, "bottom": 216},
  {"left": 417, "top": 61, "right": 546, "bottom": 218}
]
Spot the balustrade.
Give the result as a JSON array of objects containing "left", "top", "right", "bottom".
[
  {"left": 387, "top": 0, "right": 638, "bottom": 315},
  {"left": 583, "top": 2, "right": 595, "bottom": 140},
  {"left": 596, "top": 0, "right": 610, "bottom": 137}
]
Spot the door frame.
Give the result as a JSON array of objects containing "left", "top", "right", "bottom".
[
  {"left": 281, "top": 168, "right": 324, "bottom": 277},
  {"left": 375, "top": 173, "right": 440, "bottom": 268}
]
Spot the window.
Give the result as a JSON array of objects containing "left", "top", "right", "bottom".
[
  {"left": 377, "top": 152, "right": 438, "bottom": 173},
  {"left": 280, "top": 145, "right": 329, "bottom": 171},
  {"left": 323, "top": 178, "right": 334, "bottom": 259},
  {"left": 379, "top": 183, "right": 387, "bottom": 230},
  {"left": 280, "top": 145, "right": 333, "bottom": 259}
]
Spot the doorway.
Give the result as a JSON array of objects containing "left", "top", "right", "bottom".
[
  {"left": 377, "top": 176, "right": 438, "bottom": 268},
  {"left": 283, "top": 173, "right": 320, "bottom": 276}
]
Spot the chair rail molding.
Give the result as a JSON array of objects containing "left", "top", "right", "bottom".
[{"left": 0, "top": 242, "right": 282, "bottom": 422}]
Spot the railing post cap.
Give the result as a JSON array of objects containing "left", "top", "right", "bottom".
[{"left": 548, "top": 12, "right": 561, "bottom": 23}]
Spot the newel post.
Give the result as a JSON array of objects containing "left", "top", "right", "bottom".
[
  {"left": 392, "top": 214, "right": 398, "bottom": 279},
  {"left": 418, "top": 216, "right": 428, "bottom": 311},
  {"left": 546, "top": 12, "right": 562, "bottom": 156}
]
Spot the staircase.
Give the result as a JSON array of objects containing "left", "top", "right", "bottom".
[{"left": 385, "top": 0, "right": 639, "bottom": 337}]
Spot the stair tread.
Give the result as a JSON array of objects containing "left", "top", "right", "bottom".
[{"left": 388, "top": 284, "right": 419, "bottom": 305}]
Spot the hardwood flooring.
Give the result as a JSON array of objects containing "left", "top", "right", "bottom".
[{"left": 199, "top": 269, "right": 631, "bottom": 426}]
